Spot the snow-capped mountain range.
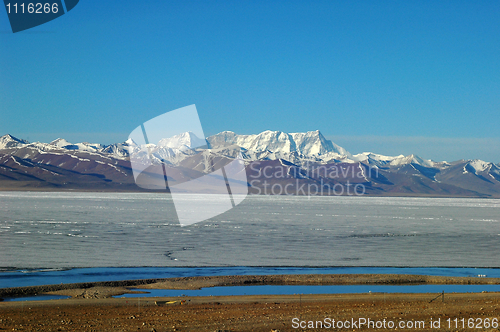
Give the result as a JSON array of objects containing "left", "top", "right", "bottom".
[{"left": 1, "top": 131, "right": 499, "bottom": 197}]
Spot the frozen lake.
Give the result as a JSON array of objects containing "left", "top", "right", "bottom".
[{"left": 1, "top": 192, "right": 499, "bottom": 268}]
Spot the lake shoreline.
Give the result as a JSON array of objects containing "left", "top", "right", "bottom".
[
  {"left": 1, "top": 290, "right": 499, "bottom": 331},
  {"left": 1, "top": 188, "right": 496, "bottom": 198},
  {"left": 2, "top": 273, "right": 500, "bottom": 300}
]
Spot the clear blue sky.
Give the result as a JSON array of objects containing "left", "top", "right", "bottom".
[{"left": 1, "top": 1, "right": 499, "bottom": 162}]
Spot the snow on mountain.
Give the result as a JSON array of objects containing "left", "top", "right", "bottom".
[
  {"left": 127, "top": 144, "right": 198, "bottom": 166},
  {"left": 47, "top": 139, "right": 102, "bottom": 153},
  {"left": 1, "top": 131, "right": 444, "bottom": 170},
  {"left": 247, "top": 130, "right": 298, "bottom": 153},
  {"left": 101, "top": 142, "right": 131, "bottom": 159},
  {"left": 49, "top": 138, "right": 72, "bottom": 148},
  {"left": 2, "top": 131, "right": 500, "bottom": 196},
  {"left": 469, "top": 159, "right": 491, "bottom": 173},
  {"left": 153, "top": 145, "right": 198, "bottom": 164},
  {"left": 351, "top": 152, "right": 403, "bottom": 167},
  {"left": 158, "top": 131, "right": 207, "bottom": 150},
  {"left": 51, "top": 139, "right": 128, "bottom": 158},
  {"left": 125, "top": 138, "right": 136, "bottom": 146},
  {"left": 125, "top": 129, "right": 354, "bottom": 169},
  {"left": 125, "top": 131, "right": 206, "bottom": 165},
  {"left": 0, "top": 134, "right": 29, "bottom": 149},
  {"left": 1, "top": 132, "right": 495, "bottom": 177},
  {"left": 291, "top": 130, "right": 349, "bottom": 156},
  {"left": 463, "top": 159, "right": 497, "bottom": 175},
  {"left": 207, "top": 130, "right": 348, "bottom": 158},
  {"left": 1, "top": 135, "right": 132, "bottom": 161},
  {"left": 73, "top": 142, "right": 104, "bottom": 152},
  {"left": 388, "top": 154, "right": 437, "bottom": 168},
  {"left": 349, "top": 152, "right": 443, "bottom": 170}
]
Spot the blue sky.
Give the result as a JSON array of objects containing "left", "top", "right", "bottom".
[{"left": 1, "top": 1, "right": 499, "bottom": 162}]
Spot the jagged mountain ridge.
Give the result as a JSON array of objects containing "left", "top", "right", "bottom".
[
  {"left": 0, "top": 132, "right": 499, "bottom": 196},
  {"left": 207, "top": 130, "right": 349, "bottom": 158},
  {"left": 0, "top": 134, "right": 29, "bottom": 149},
  {"left": 0, "top": 130, "right": 467, "bottom": 167}
]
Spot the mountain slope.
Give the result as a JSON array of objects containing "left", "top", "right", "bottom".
[
  {"left": 0, "top": 132, "right": 499, "bottom": 197},
  {"left": 208, "top": 130, "right": 348, "bottom": 157},
  {"left": 0, "top": 134, "right": 29, "bottom": 149}
]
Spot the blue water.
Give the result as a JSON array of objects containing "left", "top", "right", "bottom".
[
  {"left": 1, "top": 194, "right": 500, "bottom": 298},
  {"left": 1, "top": 266, "right": 499, "bottom": 289},
  {"left": 115, "top": 284, "right": 500, "bottom": 298},
  {"left": 2, "top": 294, "right": 70, "bottom": 302}
]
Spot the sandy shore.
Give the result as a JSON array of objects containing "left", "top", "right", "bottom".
[{"left": 1, "top": 274, "right": 500, "bottom": 331}]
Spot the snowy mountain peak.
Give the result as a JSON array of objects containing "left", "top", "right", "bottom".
[
  {"left": 158, "top": 131, "right": 206, "bottom": 150},
  {"left": 247, "top": 130, "right": 297, "bottom": 153},
  {"left": 387, "top": 154, "right": 436, "bottom": 168},
  {"left": 0, "top": 134, "right": 29, "bottom": 149},
  {"left": 125, "top": 138, "right": 137, "bottom": 146},
  {"left": 207, "top": 130, "right": 349, "bottom": 157},
  {"left": 49, "top": 138, "right": 72, "bottom": 148},
  {"left": 351, "top": 152, "right": 402, "bottom": 166},
  {"left": 466, "top": 159, "right": 492, "bottom": 174},
  {"left": 291, "top": 130, "right": 349, "bottom": 156}
]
